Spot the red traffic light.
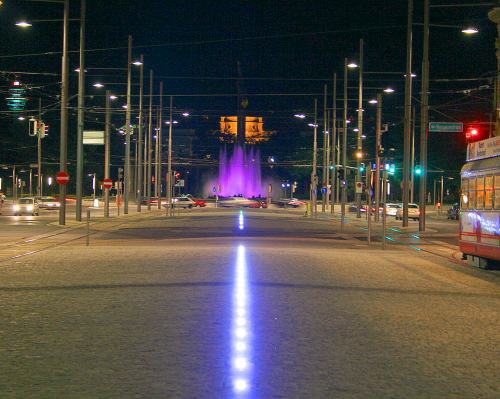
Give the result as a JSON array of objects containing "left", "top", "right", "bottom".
[
  {"left": 175, "top": 172, "right": 181, "bottom": 179},
  {"left": 465, "top": 124, "right": 485, "bottom": 142}
]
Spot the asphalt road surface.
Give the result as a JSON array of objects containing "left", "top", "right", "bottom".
[{"left": 0, "top": 209, "right": 498, "bottom": 398}]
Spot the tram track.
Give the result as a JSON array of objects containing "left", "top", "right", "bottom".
[{"left": 0, "top": 211, "right": 161, "bottom": 264}]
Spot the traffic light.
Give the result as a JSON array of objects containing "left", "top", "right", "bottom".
[
  {"left": 414, "top": 165, "right": 422, "bottom": 175},
  {"left": 359, "top": 163, "right": 366, "bottom": 173},
  {"left": 174, "top": 171, "right": 181, "bottom": 183},
  {"left": 465, "top": 124, "right": 485, "bottom": 143},
  {"left": 337, "top": 168, "right": 345, "bottom": 181}
]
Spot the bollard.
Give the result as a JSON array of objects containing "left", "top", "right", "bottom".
[{"left": 86, "top": 208, "right": 91, "bottom": 246}]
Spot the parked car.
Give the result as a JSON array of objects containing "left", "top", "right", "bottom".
[
  {"left": 447, "top": 203, "right": 460, "bottom": 220},
  {"left": 36, "top": 196, "right": 60, "bottom": 210},
  {"left": 13, "top": 197, "right": 40, "bottom": 216},
  {"left": 395, "top": 203, "right": 420, "bottom": 220}
]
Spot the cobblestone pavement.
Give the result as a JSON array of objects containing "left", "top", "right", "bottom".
[{"left": 0, "top": 210, "right": 498, "bottom": 398}]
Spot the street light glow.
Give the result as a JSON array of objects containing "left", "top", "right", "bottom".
[
  {"left": 294, "top": 113, "right": 306, "bottom": 119},
  {"left": 93, "top": 83, "right": 104, "bottom": 88},
  {"left": 17, "top": 116, "right": 25, "bottom": 121},
  {"left": 462, "top": 27, "right": 478, "bottom": 34},
  {"left": 347, "top": 62, "right": 358, "bottom": 68},
  {"left": 109, "top": 95, "right": 118, "bottom": 100},
  {"left": 383, "top": 87, "right": 395, "bottom": 93},
  {"left": 132, "top": 60, "right": 143, "bottom": 66},
  {"left": 369, "top": 99, "right": 378, "bottom": 104},
  {"left": 182, "top": 112, "right": 190, "bottom": 117},
  {"left": 16, "top": 21, "right": 32, "bottom": 28}
]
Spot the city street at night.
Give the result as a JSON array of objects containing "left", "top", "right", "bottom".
[{"left": 0, "top": 209, "right": 498, "bottom": 398}]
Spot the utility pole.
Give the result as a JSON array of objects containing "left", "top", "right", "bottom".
[
  {"left": 147, "top": 70, "right": 153, "bottom": 211},
  {"left": 322, "top": 84, "right": 327, "bottom": 212},
  {"left": 167, "top": 96, "right": 173, "bottom": 216},
  {"left": 157, "top": 82, "right": 163, "bottom": 209},
  {"left": 136, "top": 55, "right": 144, "bottom": 212},
  {"left": 440, "top": 175, "right": 444, "bottom": 213},
  {"left": 410, "top": 106, "right": 416, "bottom": 203},
  {"left": 356, "top": 38, "right": 364, "bottom": 219},
  {"left": 104, "top": 90, "right": 111, "bottom": 218},
  {"left": 367, "top": 164, "right": 372, "bottom": 245},
  {"left": 311, "top": 98, "right": 318, "bottom": 217},
  {"left": 330, "top": 73, "right": 337, "bottom": 213},
  {"left": 75, "top": 0, "right": 86, "bottom": 222},
  {"left": 402, "top": 0, "right": 413, "bottom": 227},
  {"left": 419, "top": 0, "right": 430, "bottom": 231},
  {"left": 341, "top": 58, "right": 348, "bottom": 232},
  {"left": 12, "top": 165, "right": 16, "bottom": 200},
  {"left": 124, "top": 35, "right": 132, "bottom": 214},
  {"left": 58, "top": 0, "right": 69, "bottom": 225},
  {"left": 375, "top": 93, "right": 382, "bottom": 222},
  {"left": 37, "top": 98, "right": 42, "bottom": 197}
]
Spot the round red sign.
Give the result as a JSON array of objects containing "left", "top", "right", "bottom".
[
  {"left": 102, "top": 178, "right": 113, "bottom": 189},
  {"left": 56, "top": 171, "right": 70, "bottom": 185}
]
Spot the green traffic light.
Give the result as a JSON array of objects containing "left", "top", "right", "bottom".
[{"left": 415, "top": 166, "right": 422, "bottom": 175}]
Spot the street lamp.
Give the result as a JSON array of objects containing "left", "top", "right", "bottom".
[
  {"left": 93, "top": 82, "right": 104, "bottom": 88},
  {"left": 461, "top": 27, "right": 479, "bottom": 34},
  {"left": 15, "top": 21, "right": 32, "bottom": 27},
  {"left": 347, "top": 62, "right": 358, "bottom": 68},
  {"left": 383, "top": 87, "right": 395, "bottom": 93}
]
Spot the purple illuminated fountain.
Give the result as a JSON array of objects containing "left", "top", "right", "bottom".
[{"left": 217, "top": 145, "right": 263, "bottom": 197}]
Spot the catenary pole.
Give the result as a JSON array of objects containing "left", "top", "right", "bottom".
[
  {"left": 356, "top": 38, "right": 364, "bottom": 219},
  {"left": 37, "top": 98, "right": 42, "bottom": 197},
  {"left": 75, "top": 0, "right": 86, "bottom": 221},
  {"left": 341, "top": 58, "right": 348, "bottom": 232},
  {"left": 58, "top": 0, "right": 69, "bottom": 225},
  {"left": 104, "top": 90, "right": 110, "bottom": 218},
  {"left": 419, "top": 0, "right": 430, "bottom": 231},
  {"left": 375, "top": 93, "right": 382, "bottom": 222},
  {"left": 311, "top": 98, "right": 318, "bottom": 217},
  {"left": 157, "top": 82, "right": 163, "bottom": 209},
  {"left": 136, "top": 55, "right": 144, "bottom": 212},
  {"left": 402, "top": 0, "right": 413, "bottom": 227},
  {"left": 330, "top": 73, "right": 337, "bottom": 213},
  {"left": 322, "top": 84, "right": 327, "bottom": 212},
  {"left": 147, "top": 70, "right": 153, "bottom": 211},
  {"left": 167, "top": 96, "right": 173, "bottom": 216}
]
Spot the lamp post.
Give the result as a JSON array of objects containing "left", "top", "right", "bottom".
[
  {"left": 310, "top": 99, "right": 318, "bottom": 217},
  {"left": 356, "top": 38, "right": 364, "bottom": 219},
  {"left": 341, "top": 58, "right": 349, "bottom": 232},
  {"left": 330, "top": 73, "right": 337, "bottom": 213},
  {"left": 124, "top": 35, "right": 132, "bottom": 214},
  {"left": 136, "top": 55, "right": 144, "bottom": 212},
  {"left": 147, "top": 70, "right": 154, "bottom": 211}
]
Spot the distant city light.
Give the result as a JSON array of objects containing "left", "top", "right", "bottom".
[
  {"left": 347, "top": 62, "right": 358, "bottom": 68},
  {"left": 308, "top": 123, "right": 318, "bottom": 128},
  {"left": 17, "top": 116, "right": 25, "bottom": 121},
  {"left": 182, "top": 112, "right": 190, "bottom": 117},
  {"left": 353, "top": 128, "right": 359, "bottom": 132},
  {"left": 15, "top": 21, "right": 32, "bottom": 28},
  {"left": 369, "top": 99, "right": 378, "bottom": 104},
  {"left": 383, "top": 87, "right": 395, "bottom": 93},
  {"left": 294, "top": 113, "right": 306, "bottom": 119},
  {"left": 109, "top": 95, "right": 118, "bottom": 100},
  {"left": 132, "top": 60, "right": 143, "bottom": 66},
  {"left": 122, "top": 104, "right": 128, "bottom": 109},
  {"left": 93, "top": 83, "right": 104, "bottom": 88}
]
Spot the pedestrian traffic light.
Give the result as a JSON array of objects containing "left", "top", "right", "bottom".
[
  {"left": 414, "top": 165, "right": 422, "bottom": 175},
  {"left": 359, "top": 163, "right": 365, "bottom": 173}
]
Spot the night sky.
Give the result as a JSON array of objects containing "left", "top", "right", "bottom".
[{"left": 0, "top": 0, "right": 496, "bottom": 196}]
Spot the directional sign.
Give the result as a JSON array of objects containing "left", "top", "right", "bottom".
[
  {"left": 174, "top": 179, "right": 185, "bottom": 187},
  {"left": 56, "top": 171, "right": 70, "bottom": 185},
  {"left": 428, "top": 122, "right": 463, "bottom": 133},
  {"left": 102, "top": 178, "right": 113, "bottom": 189}
]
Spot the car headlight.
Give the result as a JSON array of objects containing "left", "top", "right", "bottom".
[
  {"left": 13, "top": 205, "right": 20, "bottom": 211},
  {"left": 27, "top": 205, "right": 33, "bottom": 211}
]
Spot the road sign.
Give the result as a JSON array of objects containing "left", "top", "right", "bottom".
[
  {"left": 56, "top": 171, "right": 70, "bottom": 185},
  {"left": 428, "top": 122, "right": 463, "bottom": 133},
  {"left": 355, "top": 181, "right": 363, "bottom": 194},
  {"left": 174, "top": 179, "right": 185, "bottom": 187},
  {"left": 102, "top": 178, "right": 113, "bottom": 189},
  {"left": 83, "top": 130, "right": 104, "bottom": 145}
]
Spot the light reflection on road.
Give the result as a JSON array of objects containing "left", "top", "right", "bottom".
[
  {"left": 231, "top": 244, "right": 252, "bottom": 396},
  {"left": 238, "top": 210, "right": 245, "bottom": 230}
]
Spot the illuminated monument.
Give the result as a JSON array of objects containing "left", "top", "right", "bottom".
[{"left": 219, "top": 116, "right": 273, "bottom": 144}]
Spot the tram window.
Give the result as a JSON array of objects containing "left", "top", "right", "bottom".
[
  {"left": 461, "top": 179, "right": 469, "bottom": 209},
  {"left": 485, "top": 176, "right": 494, "bottom": 209},
  {"left": 476, "top": 189, "right": 485, "bottom": 209},
  {"left": 468, "top": 178, "right": 476, "bottom": 209},
  {"left": 495, "top": 176, "right": 500, "bottom": 210}
]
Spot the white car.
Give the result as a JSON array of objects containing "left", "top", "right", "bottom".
[
  {"left": 384, "top": 203, "right": 402, "bottom": 216},
  {"left": 36, "top": 196, "right": 60, "bottom": 210},
  {"left": 13, "top": 198, "right": 40, "bottom": 216},
  {"left": 395, "top": 203, "right": 420, "bottom": 220},
  {"left": 218, "top": 197, "right": 256, "bottom": 208},
  {"left": 171, "top": 197, "right": 196, "bottom": 208}
]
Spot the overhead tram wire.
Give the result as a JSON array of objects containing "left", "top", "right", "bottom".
[{"left": 0, "top": 25, "right": 406, "bottom": 59}]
